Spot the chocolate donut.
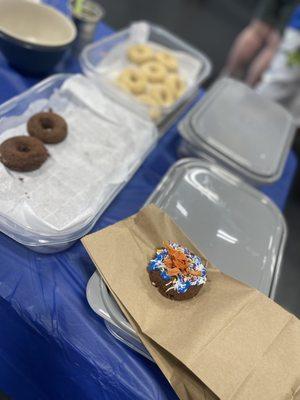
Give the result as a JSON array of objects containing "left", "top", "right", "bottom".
[
  {"left": 0, "top": 136, "right": 48, "bottom": 172},
  {"left": 147, "top": 241, "right": 207, "bottom": 301},
  {"left": 27, "top": 111, "right": 67, "bottom": 144}
]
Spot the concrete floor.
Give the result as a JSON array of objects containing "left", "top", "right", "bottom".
[{"left": 100, "top": 0, "right": 300, "bottom": 317}]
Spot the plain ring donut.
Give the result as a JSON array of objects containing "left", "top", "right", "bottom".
[
  {"left": 0, "top": 136, "right": 48, "bottom": 172},
  {"left": 154, "top": 51, "right": 178, "bottom": 72},
  {"left": 148, "top": 85, "right": 175, "bottom": 107},
  {"left": 136, "top": 93, "right": 162, "bottom": 121},
  {"left": 165, "top": 74, "right": 186, "bottom": 99},
  {"left": 127, "top": 44, "right": 154, "bottom": 64},
  {"left": 27, "top": 111, "right": 68, "bottom": 144},
  {"left": 141, "top": 61, "right": 167, "bottom": 83},
  {"left": 117, "top": 68, "right": 147, "bottom": 95}
]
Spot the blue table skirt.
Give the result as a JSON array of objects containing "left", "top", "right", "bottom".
[{"left": 0, "top": 14, "right": 298, "bottom": 400}]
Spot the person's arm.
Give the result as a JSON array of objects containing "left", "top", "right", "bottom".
[
  {"left": 225, "top": 19, "right": 273, "bottom": 76},
  {"left": 225, "top": 0, "right": 296, "bottom": 80},
  {"left": 245, "top": 29, "right": 281, "bottom": 85}
]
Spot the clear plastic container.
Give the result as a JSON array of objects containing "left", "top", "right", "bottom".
[
  {"left": 148, "top": 158, "right": 287, "bottom": 298},
  {"left": 80, "top": 21, "right": 212, "bottom": 130},
  {"left": 178, "top": 78, "right": 296, "bottom": 184},
  {"left": 104, "top": 322, "right": 153, "bottom": 361},
  {"left": 87, "top": 158, "right": 287, "bottom": 359},
  {"left": 0, "top": 74, "right": 157, "bottom": 253},
  {"left": 86, "top": 271, "right": 153, "bottom": 360}
]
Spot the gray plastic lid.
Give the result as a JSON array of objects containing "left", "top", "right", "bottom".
[
  {"left": 148, "top": 158, "right": 287, "bottom": 297},
  {"left": 179, "top": 78, "right": 295, "bottom": 183}
]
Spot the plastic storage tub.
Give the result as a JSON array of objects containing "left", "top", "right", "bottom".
[
  {"left": 178, "top": 78, "right": 296, "bottom": 185},
  {"left": 0, "top": 74, "right": 157, "bottom": 253},
  {"left": 148, "top": 158, "right": 287, "bottom": 297},
  {"left": 80, "top": 21, "right": 212, "bottom": 132},
  {"left": 86, "top": 272, "right": 152, "bottom": 360},
  {"left": 87, "top": 158, "right": 287, "bottom": 359}
]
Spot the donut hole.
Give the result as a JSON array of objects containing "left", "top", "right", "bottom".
[
  {"left": 17, "top": 143, "right": 31, "bottom": 153},
  {"left": 130, "top": 74, "right": 138, "bottom": 82},
  {"left": 150, "top": 65, "right": 158, "bottom": 72},
  {"left": 40, "top": 117, "right": 54, "bottom": 131},
  {"left": 161, "top": 90, "right": 167, "bottom": 101}
]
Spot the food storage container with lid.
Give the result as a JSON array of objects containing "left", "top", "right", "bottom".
[
  {"left": 86, "top": 272, "right": 152, "bottom": 360},
  {"left": 0, "top": 73, "right": 157, "bottom": 253},
  {"left": 80, "top": 21, "right": 212, "bottom": 132},
  {"left": 178, "top": 78, "right": 296, "bottom": 184},
  {"left": 87, "top": 158, "right": 287, "bottom": 358}
]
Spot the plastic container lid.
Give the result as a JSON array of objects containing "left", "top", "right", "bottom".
[
  {"left": 86, "top": 271, "right": 152, "bottom": 360},
  {"left": 179, "top": 78, "right": 296, "bottom": 184},
  {"left": 148, "top": 158, "right": 287, "bottom": 297}
]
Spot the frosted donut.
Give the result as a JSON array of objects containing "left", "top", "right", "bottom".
[
  {"left": 140, "top": 61, "right": 167, "bottom": 83},
  {"left": 127, "top": 44, "right": 154, "bottom": 64},
  {"left": 147, "top": 241, "right": 207, "bottom": 301},
  {"left": 154, "top": 51, "right": 178, "bottom": 72},
  {"left": 137, "top": 94, "right": 162, "bottom": 121},
  {"left": 148, "top": 85, "right": 175, "bottom": 107},
  {"left": 117, "top": 68, "right": 147, "bottom": 95},
  {"left": 165, "top": 74, "right": 186, "bottom": 99}
]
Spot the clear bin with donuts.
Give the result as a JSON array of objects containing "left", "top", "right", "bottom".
[
  {"left": 80, "top": 21, "right": 212, "bottom": 132},
  {"left": 0, "top": 73, "right": 158, "bottom": 253}
]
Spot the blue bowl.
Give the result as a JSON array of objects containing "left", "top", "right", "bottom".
[{"left": 0, "top": 0, "right": 77, "bottom": 75}]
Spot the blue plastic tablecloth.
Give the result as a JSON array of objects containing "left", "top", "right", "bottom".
[{"left": 0, "top": 7, "right": 298, "bottom": 400}]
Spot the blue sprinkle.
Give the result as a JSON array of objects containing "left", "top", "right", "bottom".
[
  {"left": 147, "top": 242, "right": 207, "bottom": 293},
  {"left": 161, "top": 270, "right": 171, "bottom": 281}
]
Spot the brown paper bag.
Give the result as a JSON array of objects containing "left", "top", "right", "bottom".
[
  {"left": 112, "top": 287, "right": 219, "bottom": 400},
  {"left": 82, "top": 204, "right": 300, "bottom": 400},
  {"left": 100, "top": 267, "right": 218, "bottom": 400}
]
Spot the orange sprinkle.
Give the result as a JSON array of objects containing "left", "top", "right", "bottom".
[
  {"left": 167, "top": 267, "right": 181, "bottom": 276},
  {"left": 162, "top": 242, "right": 194, "bottom": 277},
  {"left": 164, "top": 257, "right": 173, "bottom": 269},
  {"left": 187, "top": 269, "right": 201, "bottom": 276}
]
